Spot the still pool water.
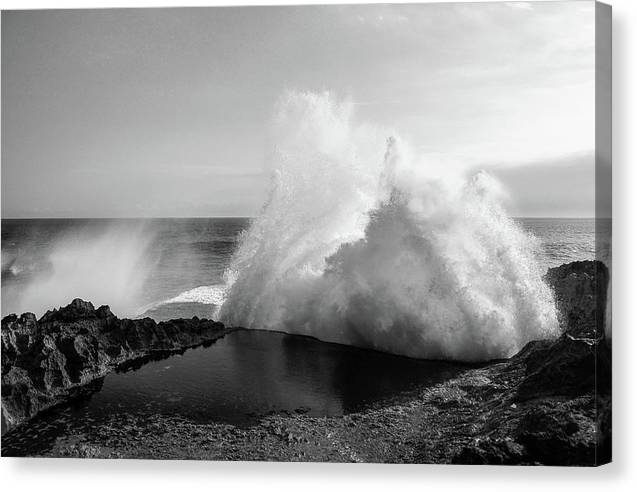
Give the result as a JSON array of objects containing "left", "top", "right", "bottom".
[{"left": 2, "top": 330, "right": 467, "bottom": 456}]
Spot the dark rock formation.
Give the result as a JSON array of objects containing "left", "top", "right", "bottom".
[
  {"left": 545, "top": 260, "right": 609, "bottom": 339},
  {"left": 452, "top": 438, "right": 527, "bottom": 465},
  {"left": 453, "top": 259, "right": 612, "bottom": 466},
  {"left": 1, "top": 299, "right": 233, "bottom": 427}
]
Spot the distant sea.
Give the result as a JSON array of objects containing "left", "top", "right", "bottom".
[{"left": 0, "top": 217, "right": 610, "bottom": 320}]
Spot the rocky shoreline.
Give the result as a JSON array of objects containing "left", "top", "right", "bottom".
[
  {"left": 1, "top": 260, "right": 611, "bottom": 465},
  {"left": 1, "top": 299, "right": 234, "bottom": 427}
]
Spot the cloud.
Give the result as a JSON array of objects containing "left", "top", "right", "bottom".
[
  {"left": 341, "top": 4, "right": 410, "bottom": 28},
  {"left": 480, "top": 152, "right": 596, "bottom": 217},
  {"left": 505, "top": 2, "right": 534, "bottom": 11}
]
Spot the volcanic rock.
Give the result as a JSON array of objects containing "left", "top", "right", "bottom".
[
  {"left": 545, "top": 260, "right": 609, "bottom": 339},
  {"left": 1, "top": 299, "right": 233, "bottom": 427},
  {"left": 453, "top": 259, "right": 612, "bottom": 465}
]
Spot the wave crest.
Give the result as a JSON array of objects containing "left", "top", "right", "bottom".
[{"left": 136, "top": 284, "right": 228, "bottom": 318}]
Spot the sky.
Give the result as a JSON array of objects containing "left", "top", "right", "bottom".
[{"left": 1, "top": 2, "right": 598, "bottom": 218}]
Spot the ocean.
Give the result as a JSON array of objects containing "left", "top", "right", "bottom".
[{"left": 1, "top": 217, "right": 608, "bottom": 321}]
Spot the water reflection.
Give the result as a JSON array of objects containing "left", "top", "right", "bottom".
[{"left": 2, "top": 330, "right": 467, "bottom": 456}]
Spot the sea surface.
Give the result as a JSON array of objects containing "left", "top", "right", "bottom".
[{"left": 1, "top": 217, "right": 608, "bottom": 320}]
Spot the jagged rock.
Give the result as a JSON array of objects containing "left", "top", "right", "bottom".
[
  {"left": 39, "top": 298, "right": 99, "bottom": 323},
  {"left": 452, "top": 260, "right": 611, "bottom": 466},
  {"left": 452, "top": 438, "right": 528, "bottom": 465},
  {"left": 514, "top": 260, "right": 611, "bottom": 402},
  {"left": 515, "top": 400, "right": 597, "bottom": 466},
  {"left": 545, "top": 260, "right": 609, "bottom": 339},
  {"left": 514, "top": 335, "right": 610, "bottom": 401},
  {"left": 597, "top": 395, "right": 612, "bottom": 463},
  {"left": 1, "top": 299, "right": 233, "bottom": 427}
]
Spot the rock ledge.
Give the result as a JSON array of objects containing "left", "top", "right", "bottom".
[{"left": 2, "top": 299, "right": 233, "bottom": 427}]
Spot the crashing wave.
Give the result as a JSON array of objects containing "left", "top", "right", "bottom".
[{"left": 219, "top": 92, "right": 559, "bottom": 361}]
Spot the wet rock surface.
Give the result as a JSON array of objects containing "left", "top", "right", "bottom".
[
  {"left": 1, "top": 261, "right": 611, "bottom": 465},
  {"left": 1, "top": 299, "right": 233, "bottom": 427},
  {"left": 545, "top": 260, "right": 609, "bottom": 339},
  {"left": 451, "top": 259, "right": 612, "bottom": 466}
]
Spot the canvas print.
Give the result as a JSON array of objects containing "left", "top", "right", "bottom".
[{"left": 1, "top": 2, "right": 611, "bottom": 465}]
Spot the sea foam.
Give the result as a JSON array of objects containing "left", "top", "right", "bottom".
[
  {"left": 219, "top": 92, "right": 559, "bottom": 361},
  {"left": 137, "top": 284, "right": 228, "bottom": 318}
]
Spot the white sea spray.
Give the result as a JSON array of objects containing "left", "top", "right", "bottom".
[{"left": 219, "top": 92, "right": 559, "bottom": 361}]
